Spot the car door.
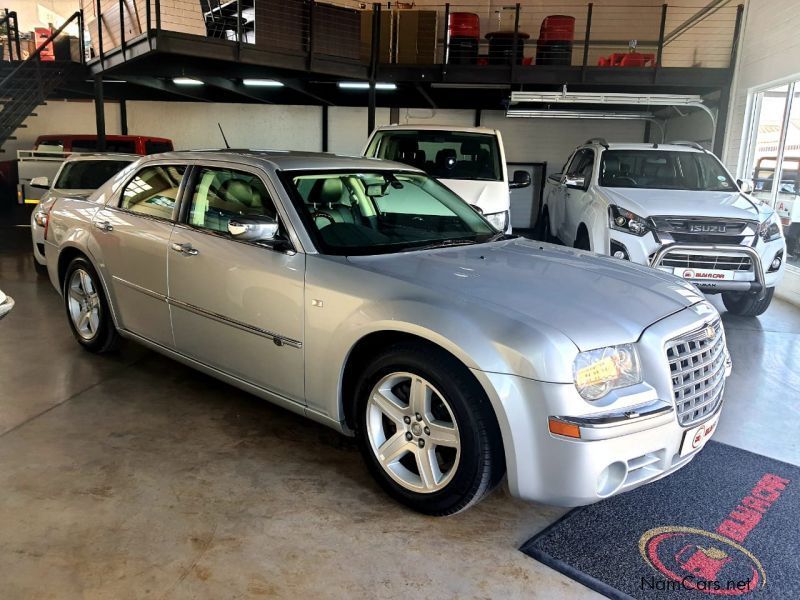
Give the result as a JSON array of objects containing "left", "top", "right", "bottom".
[
  {"left": 563, "top": 149, "right": 596, "bottom": 245},
  {"left": 167, "top": 163, "right": 306, "bottom": 403},
  {"left": 552, "top": 150, "right": 583, "bottom": 243},
  {"left": 92, "top": 163, "right": 187, "bottom": 348}
]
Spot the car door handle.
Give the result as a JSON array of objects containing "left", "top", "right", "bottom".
[
  {"left": 171, "top": 242, "right": 199, "bottom": 256},
  {"left": 94, "top": 220, "right": 113, "bottom": 232}
]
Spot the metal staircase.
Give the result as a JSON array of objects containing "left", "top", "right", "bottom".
[{"left": 0, "top": 11, "right": 85, "bottom": 153}]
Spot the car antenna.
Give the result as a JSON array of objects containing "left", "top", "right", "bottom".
[{"left": 218, "top": 123, "right": 230, "bottom": 149}]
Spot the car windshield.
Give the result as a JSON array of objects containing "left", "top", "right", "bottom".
[
  {"left": 282, "top": 170, "right": 498, "bottom": 256},
  {"left": 368, "top": 131, "right": 502, "bottom": 181},
  {"left": 55, "top": 160, "right": 133, "bottom": 190},
  {"left": 599, "top": 149, "right": 736, "bottom": 192}
]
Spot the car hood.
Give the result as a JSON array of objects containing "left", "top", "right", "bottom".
[
  {"left": 602, "top": 187, "right": 764, "bottom": 220},
  {"left": 348, "top": 238, "right": 702, "bottom": 351},
  {"left": 439, "top": 179, "right": 509, "bottom": 215}
]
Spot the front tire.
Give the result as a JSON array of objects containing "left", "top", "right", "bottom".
[
  {"left": 63, "top": 257, "right": 119, "bottom": 353},
  {"left": 354, "top": 342, "right": 504, "bottom": 515},
  {"left": 722, "top": 287, "right": 775, "bottom": 317}
]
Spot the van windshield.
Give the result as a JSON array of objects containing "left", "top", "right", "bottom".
[
  {"left": 369, "top": 131, "right": 502, "bottom": 182},
  {"left": 599, "top": 149, "right": 736, "bottom": 192}
]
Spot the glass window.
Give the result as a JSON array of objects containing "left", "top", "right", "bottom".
[
  {"left": 54, "top": 159, "right": 134, "bottom": 190},
  {"left": 35, "top": 139, "right": 64, "bottom": 152},
  {"left": 145, "top": 141, "right": 173, "bottom": 155},
  {"left": 567, "top": 150, "right": 594, "bottom": 180},
  {"left": 72, "top": 139, "right": 137, "bottom": 153},
  {"left": 188, "top": 167, "right": 277, "bottom": 234},
  {"left": 599, "top": 150, "right": 735, "bottom": 191},
  {"left": 283, "top": 170, "right": 497, "bottom": 255},
  {"left": 120, "top": 165, "right": 186, "bottom": 220},
  {"left": 371, "top": 130, "right": 502, "bottom": 181}
]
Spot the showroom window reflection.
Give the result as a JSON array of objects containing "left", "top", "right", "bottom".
[{"left": 743, "top": 81, "right": 800, "bottom": 269}]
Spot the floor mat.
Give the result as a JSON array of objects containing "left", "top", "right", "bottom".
[{"left": 520, "top": 442, "right": 798, "bottom": 599}]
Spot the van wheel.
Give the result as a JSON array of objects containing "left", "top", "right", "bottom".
[
  {"left": 63, "top": 257, "right": 119, "bottom": 353},
  {"left": 722, "top": 287, "right": 775, "bottom": 317},
  {"left": 354, "top": 342, "right": 504, "bottom": 515}
]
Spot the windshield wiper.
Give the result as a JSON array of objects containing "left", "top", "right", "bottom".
[{"left": 400, "top": 238, "right": 479, "bottom": 252}]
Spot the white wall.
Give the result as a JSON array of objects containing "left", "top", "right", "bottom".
[{"left": 722, "top": 0, "right": 800, "bottom": 304}]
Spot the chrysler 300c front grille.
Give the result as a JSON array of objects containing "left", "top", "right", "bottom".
[{"left": 666, "top": 319, "right": 727, "bottom": 427}]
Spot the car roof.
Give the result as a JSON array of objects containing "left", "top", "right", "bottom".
[
  {"left": 138, "top": 149, "right": 422, "bottom": 172},
  {"left": 587, "top": 142, "right": 705, "bottom": 153},
  {"left": 63, "top": 152, "right": 141, "bottom": 162},
  {"left": 371, "top": 124, "right": 499, "bottom": 135}
]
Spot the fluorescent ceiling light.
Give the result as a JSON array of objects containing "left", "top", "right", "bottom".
[
  {"left": 338, "top": 82, "right": 397, "bottom": 90},
  {"left": 243, "top": 79, "right": 284, "bottom": 87},
  {"left": 172, "top": 77, "right": 203, "bottom": 86},
  {"left": 506, "top": 110, "right": 655, "bottom": 120},
  {"left": 510, "top": 91, "right": 704, "bottom": 106}
]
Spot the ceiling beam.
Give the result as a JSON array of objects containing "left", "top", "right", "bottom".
[
  {"left": 119, "top": 76, "right": 216, "bottom": 102},
  {"left": 203, "top": 77, "right": 275, "bottom": 104}
]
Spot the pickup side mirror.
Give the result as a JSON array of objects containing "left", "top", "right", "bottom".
[
  {"left": 509, "top": 170, "right": 532, "bottom": 189},
  {"left": 564, "top": 175, "right": 586, "bottom": 190},
  {"left": 30, "top": 176, "right": 50, "bottom": 189},
  {"left": 737, "top": 178, "right": 754, "bottom": 194},
  {"left": 228, "top": 216, "right": 279, "bottom": 242}
]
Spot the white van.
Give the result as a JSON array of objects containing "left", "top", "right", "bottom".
[{"left": 363, "top": 125, "right": 530, "bottom": 232}]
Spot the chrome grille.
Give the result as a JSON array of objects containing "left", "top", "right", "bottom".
[
  {"left": 666, "top": 319, "right": 727, "bottom": 427},
  {"left": 658, "top": 253, "right": 753, "bottom": 272}
]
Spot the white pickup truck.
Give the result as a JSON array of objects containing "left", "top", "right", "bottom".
[{"left": 542, "top": 140, "right": 787, "bottom": 317}]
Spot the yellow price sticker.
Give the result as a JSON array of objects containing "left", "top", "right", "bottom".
[{"left": 576, "top": 356, "right": 619, "bottom": 387}]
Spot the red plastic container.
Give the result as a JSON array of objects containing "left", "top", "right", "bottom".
[
  {"left": 538, "top": 15, "right": 575, "bottom": 42},
  {"left": 449, "top": 13, "right": 480, "bottom": 39}
]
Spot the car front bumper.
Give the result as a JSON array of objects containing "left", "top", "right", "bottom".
[{"left": 472, "top": 304, "right": 730, "bottom": 506}]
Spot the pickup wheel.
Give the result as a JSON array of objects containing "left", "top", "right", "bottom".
[
  {"left": 63, "top": 257, "right": 119, "bottom": 353},
  {"left": 539, "top": 208, "right": 554, "bottom": 243},
  {"left": 722, "top": 287, "right": 775, "bottom": 317},
  {"left": 354, "top": 342, "right": 504, "bottom": 516},
  {"left": 574, "top": 227, "right": 591, "bottom": 251}
]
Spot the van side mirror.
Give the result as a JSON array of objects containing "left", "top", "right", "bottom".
[
  {"left": 228, "top": 216, "right": 279, "bottom": 242},
  {"left": 564, "top": 175, "right": 586, "bottom": 190},
  {"left": 510, "top": 170, "right": 532, "bottom": 189},
  {"left": 737, "top": 178, "right": 754, "bottom": 194},
  {"left": 30, "top": 176, "right": 50, "bottom": 189}
]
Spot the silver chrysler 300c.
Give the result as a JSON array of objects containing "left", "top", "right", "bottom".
[{"left": 44, "top": 151, "right": 731, "bottom": 515}]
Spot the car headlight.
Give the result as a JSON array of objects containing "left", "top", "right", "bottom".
[
  {"left": 609, "top": 205, "right": 650, "bottom": 237},
  {"left": 485, "top": 210, "right": 509, "bottom": 231},
  {"left": 573, "top": 344, "right": 642, "bottom": 401},
  {"left": 34, "top": 209, "right": 48, "bottom": 228},
  {"left": 758, "top": 211, "right": 783, "bottom": 243}
]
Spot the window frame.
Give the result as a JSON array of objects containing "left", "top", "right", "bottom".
[{"left": 112, "top": 162, "right": 190, "bottom": 223}]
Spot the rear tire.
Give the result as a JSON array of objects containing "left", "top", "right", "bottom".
[
  {"left": 354, "top": 342, "right": 505, "bottom": 515},
  {"left": 63, "top": 257, "right": 119, "bottom": 353},
  {"left": 722, "top": 287, "right": 775, "bottom": 317}
]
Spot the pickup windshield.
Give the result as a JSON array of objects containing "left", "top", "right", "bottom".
[
  {"left": 282, "top": 170, "right": 498, "bottom": 256},
  {"left": 368, "top": 131, "right": 502, "bottom": 181},
  {"left": 55, "top": 160, "right": 134, "bottom": 190},
  {"left": 599, "top": 149, "right": 736, "bottom": 192}
]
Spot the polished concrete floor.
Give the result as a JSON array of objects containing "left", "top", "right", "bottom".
[{"left": 1, "top": 207, "right": 798, "bottom": 599}]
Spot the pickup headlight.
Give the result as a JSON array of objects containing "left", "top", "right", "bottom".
[
  {"left": 485, "top": 210, "right": 509, "bottom": 231},
  {"left": 573, "top": 344, "right": 642, "bottom": 401},
  {"left": 758, "top": 211, "right": 783, "bottom": 243},
  {"left": 609, "top": 205, "right": 650, "bottom": 237}
]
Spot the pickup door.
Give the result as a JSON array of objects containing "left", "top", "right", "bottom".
[{"left": 552, "top": 149, "right": 595, "bottom": 246}]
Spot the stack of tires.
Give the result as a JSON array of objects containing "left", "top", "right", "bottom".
[
  {"left": 536, "top": 15, "right": 575, "bottom": 66},
  {"left": 448, "top": 12, "right": 480, "bottom": 65}
]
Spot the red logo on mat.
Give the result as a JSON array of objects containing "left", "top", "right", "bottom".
[{"left": 639, "top": 473, "right": 790, "bottom": 595}]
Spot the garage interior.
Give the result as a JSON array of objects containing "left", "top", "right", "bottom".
[{"left": 1, "top": 1, "right": 799, "bottom": 598}]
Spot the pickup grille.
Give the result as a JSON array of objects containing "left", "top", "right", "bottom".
[
  {"left": 666, "top": 319, "right": 727, "bottom": 427},
  {"left": 650, "top": 216, "right": 756, "bottom": 246},
  {"left": 658, "top": 253, "right": 753, "bottom": 272}
]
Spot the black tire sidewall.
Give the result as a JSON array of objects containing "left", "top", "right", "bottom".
[
  {"left": 63, "top": 257, "right": 115, "bottom": 352},
  {"left": 354, "top": 344, "right": 498, "bottom": 515},
  {"left": 722, "top": 287, "right": 775, "bottom": 317}
]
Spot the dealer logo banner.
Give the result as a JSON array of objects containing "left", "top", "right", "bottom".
[{"left": 638, "top": 474, "right": 790, "bottom": 595}]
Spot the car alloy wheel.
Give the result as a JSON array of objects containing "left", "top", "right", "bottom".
[
  {"left": 365, "top": 371, "right": 461, "bottom": 493},
  {"left": 67, "top": 268, "right": 102, "bottom": 341}
]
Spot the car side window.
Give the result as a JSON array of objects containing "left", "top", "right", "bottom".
[
  {"left": 567, "top": 150, "right": 593, "bottom": 179},
  {"left": 188, "top": 166, "right": 277, "bottom": 235},
  {"left": 120, "top": 165, "right": 186, "bottom": 220}
]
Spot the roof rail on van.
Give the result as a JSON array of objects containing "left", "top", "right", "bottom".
[{"left": 584, "top": 138, "right": 609, "bottom": 148}]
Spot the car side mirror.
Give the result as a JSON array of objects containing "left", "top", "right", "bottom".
[
  {"left": 509, "top": 170, "right": 532, "bottom": 189},
  {"left": 737, "top": 178, "right": 754, "bottom": 194},
  {"left": 564, "top": 175, "right": 586, "bottom": 190},
  {"left": 228, "top": 216, "right": 279, "bottom": 242},
  {"left": 30, "top": 176, "right": 49, "bottom": 189}
]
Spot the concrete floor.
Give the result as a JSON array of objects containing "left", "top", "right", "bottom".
[{"left": 1, "top": 208, "right": 798, "bottom": 599}]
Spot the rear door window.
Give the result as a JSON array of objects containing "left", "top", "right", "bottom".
[{"left": 119, "top": 165, "right": 187, "bottom": 220}]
